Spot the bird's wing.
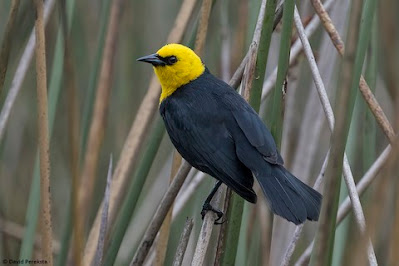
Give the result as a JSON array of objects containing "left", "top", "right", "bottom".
[
  {"left": 223, "top": 93, "right": 284, "bottom": 165},
  {"left": 161, "top": 97, "right": 257, "bottom": 203}
]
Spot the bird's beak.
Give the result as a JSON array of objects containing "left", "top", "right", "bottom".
[{"left": 137, "top": 53, "right": 166, "bottom": 66}]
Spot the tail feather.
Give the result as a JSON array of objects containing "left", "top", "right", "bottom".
[{"left": 255, "top": 165, "right": 322, "bottom": 225}]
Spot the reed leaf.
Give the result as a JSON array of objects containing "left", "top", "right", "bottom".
[
  {"left": 310, "top": 0, "right": 365, "bottom": 264},
  {"left": 270, "top": 0, "right": 295, "bottom": 147}
]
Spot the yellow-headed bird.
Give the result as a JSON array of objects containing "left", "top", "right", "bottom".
[{"left": 138, "top": 44, "right": 321, "bottom": 224}]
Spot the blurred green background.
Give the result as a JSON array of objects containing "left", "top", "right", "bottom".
[{"left": 0, "top": 0, "right": 398, "bottom": 265}]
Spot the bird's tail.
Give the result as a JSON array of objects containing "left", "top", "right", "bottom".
[{"left": 255, "top": 165, "right": 322, "bottom": 225}]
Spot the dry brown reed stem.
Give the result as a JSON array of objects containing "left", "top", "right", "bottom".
[
  {"left": 310, "top": 0, "right": 396, "bottom": 143},
  {"left": 78, "top": 1, "right": 126, "bottom": 259},
  {"left": 154, "top": 154, "right": 182, "bottom": 266},
  {"left": 388, "top": 142, "right": 399, "bottom": 265},
  {"left": 192, "top": 185, "right": 226, "bottom": 266},
  {"left": 379, "top": 1, "right": 399, "bottom": 264},
  {"left": 242, "top": 43, "right": 258, "bottom": 102},
  {"left": 214, "top": 188, "right": 232, "bottom": 265},
  {"left": 0, "top": 0, "right": 55, "bottom": 143},
  {"left": 378, "top": 0, "right": 399, "bottom": 102},
  {"left": 311, "top": 0, "right": 363, "bottom": 263},
  {"left": 59, "top": 1, "right": 81, "bottom": 263},
  {"left": 82, "top": 1, "right": 198, "bottom": 264},
  {"left": 33, "top": 0, "right": 53, "bottom": 264},
  {"left": 0, "top": 0, "right": 20, "bottom": 93},
  {"left": 173, "top": 218, "right": 194, "bottom": 266},
  {"left": 131, "top": 161, "right": 192, "bottom": 266},
  {"left": 229, "top": 53, "right": 249, "bottom": 89},
  {"left": 194, "top": 0, "right": 213, "bottom": 56}
]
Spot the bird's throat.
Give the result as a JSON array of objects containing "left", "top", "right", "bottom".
[{"left": 156, "top": 64, "right": 205, "bottom": 103}]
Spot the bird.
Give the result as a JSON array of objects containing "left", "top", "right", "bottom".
[{"left": 137, "top": 43, "right": 322, "bottom": 225}]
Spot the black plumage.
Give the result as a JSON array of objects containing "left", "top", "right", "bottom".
[{"left": 160, "top": 68, "right": 322, "bottom": 224}]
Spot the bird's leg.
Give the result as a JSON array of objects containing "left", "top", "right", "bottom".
[{"left": 201, "top": 181, "right": 225, "bottom": 224}]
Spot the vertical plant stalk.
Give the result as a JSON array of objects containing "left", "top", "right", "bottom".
[
  {"left": 0, "top": 0, "right": 20, "bottom": 93},
  {"left": 194, "top": 0, "right": 213, "bottom": 56},
  {"left": 310, "top": 0, "right": 395, "bottom": 143},
  {"left": 249, "top": 0, "right": 277, "bottom": 262},
  {"left": 0, "top": 0, "right": 56, "bottom": 144},
  {"left": 214, "top": 188, "right": 232, "bottom": 265},
  {"left": 378, "top": 0, "right": 399, "bottom": 104},
  {"left": 21, "top": 1, "right": 69, "bottom": 263},
  {"left": 364, "top": 0, "right": 399, "bottom": 260},
  {"left": 270, "top": 0, "right": 295, "bottom": 148},
  {"left": 192, "top": 184, "right": 226, "bottom": 266},
  {"left": 249, "top": 0, "right": 276, "bottom": 111},
  {"left": 83, "top": 1, "right": 198, "bottom": 264},
  {"left": 78, "top": 0, "right": 126, "bottom": 261},
  {"left": 310, "top": 0, "right": 363, "bottom": 264},
  {"left": 173, "top": 218, "right": 194, "bottom": 266},
  {"left": 56, "top": 3, "right": 77, "bottom": 266},
  {"left": 388, "top": 143, "right": 399, "bottom": 265},
  {"left": 33, "top": 0, "right": 53, "bottom": 264},
  {"left": 338, "top": 0, "right": 377, "bottom": 260},
  {"left": 379, "top": 1, "right": 399, "bottom": 264},
  {"left": 267, "top": 1, "right": 296, "bottom": 262},
  {"left": 59, "top": 0, "right": 81, "bottom": 264}
]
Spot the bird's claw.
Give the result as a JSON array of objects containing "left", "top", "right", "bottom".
[{"left": 201, "top": 202, "right": 225, "bottom": 224}]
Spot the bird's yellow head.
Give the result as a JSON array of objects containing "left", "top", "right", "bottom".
[{"left": 137, "top": 44, "right": 205, "bottom": 102}]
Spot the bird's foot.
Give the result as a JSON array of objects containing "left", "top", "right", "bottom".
[{"left": 201, "top": 202, "right": 225, "bottom": 224}]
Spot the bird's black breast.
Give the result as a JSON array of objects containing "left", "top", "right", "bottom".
[{"left": 159, "top": 71, "right": 257, "bottom": 203}]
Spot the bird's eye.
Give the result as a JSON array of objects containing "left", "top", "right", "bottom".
[{"left": 167, "top": 56, "right": 177, "bottom": 65}]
